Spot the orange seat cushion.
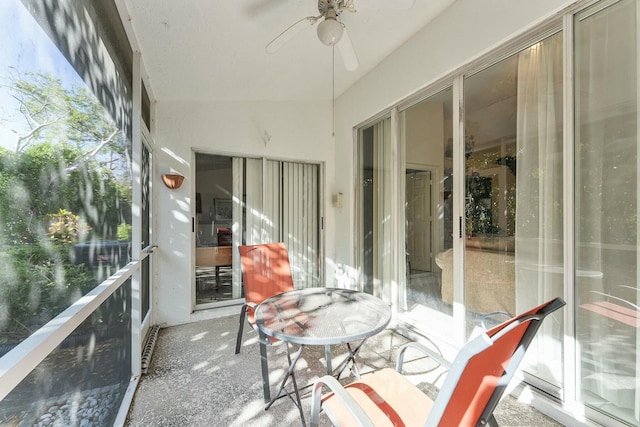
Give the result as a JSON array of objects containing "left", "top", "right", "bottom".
[{"left": 322, "top": 368, "right": 433, "bottom": 427}]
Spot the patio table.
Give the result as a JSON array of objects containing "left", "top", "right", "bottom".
[{"left": 255, "top": 287, "right": 391, "bottom": 426}]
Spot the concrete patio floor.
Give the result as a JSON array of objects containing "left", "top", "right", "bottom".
[{"left": 125, "top": 313, "right": 565, "bottom": 427}]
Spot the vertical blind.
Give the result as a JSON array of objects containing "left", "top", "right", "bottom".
[
  {"left": 235, "top": 158, "right": 320, "bottom": 289},
  {"left": 282, "top": 162, "right": 320, "bottom": 288}
]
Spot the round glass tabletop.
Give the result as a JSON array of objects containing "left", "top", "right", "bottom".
[{"left": 255, "top": 287, "right": 391, "bottom": 345}]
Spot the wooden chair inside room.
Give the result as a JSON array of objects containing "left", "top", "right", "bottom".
[
  {"left": 235, "top": 242, "right": 295, "bottom": 401},
  {"left": 310, "top": 297, "right": 566, "bottom": 427},
  {"left": 195, "top": 245, "right": 232, "bottom": 291},
  {"left": 195, "top": 247, "right": 217, "bottom": 291}
]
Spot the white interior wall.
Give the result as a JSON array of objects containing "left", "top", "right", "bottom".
[
  {"left": 331, "top": 0, "right": 577, "bottom": 281},
  {"left": 154, "top": 100, "right": 333, "bottom": 326},
  {"left": 405, "top": 102, "right": 444, "bottom": 168}
]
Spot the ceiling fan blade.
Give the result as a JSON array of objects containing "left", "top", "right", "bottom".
[
  {"left": 338, "top": 27, "right": 359, "bottom": 71},
  {"left": 351, "top": 0, "right": 416, "bottom": 11},
  {"left": 243, "top": 0, "right": 292, "bottom": 18},
  {"left": 265, "top": 15, "right": 319, "bottom": 54}
]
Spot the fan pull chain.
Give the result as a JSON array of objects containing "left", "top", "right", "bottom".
[{"left": 332, "top": 45, "right": 335, "bottom": 137}]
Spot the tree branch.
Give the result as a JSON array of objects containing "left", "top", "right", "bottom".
[
  {"left": 15, "top": 118, "right": 63, "bottom": 152},
  {"left": 48, "top": 127, "right": 120, "bottom": 182}
]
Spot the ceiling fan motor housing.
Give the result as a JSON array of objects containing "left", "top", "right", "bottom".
[{"left": 317, "top": 0, "right": 346, "bottom": 15}]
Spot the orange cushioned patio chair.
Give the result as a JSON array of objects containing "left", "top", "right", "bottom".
[
  {"left": 310, "top": 297, "right": 566, "bottom": 427},
  {"left": 235, "top": 242, "right": 295, "bottom": 401}
]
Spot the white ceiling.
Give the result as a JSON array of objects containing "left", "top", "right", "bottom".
[{"left": 122, "top": 0, "right": 455, "bottom": 102}]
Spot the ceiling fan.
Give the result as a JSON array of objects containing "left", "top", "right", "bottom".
[{"left": 265, "top": 0, "right": 416, "bottom": 71}]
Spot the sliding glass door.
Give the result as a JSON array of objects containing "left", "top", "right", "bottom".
[
  {"left": 357, "top": 30, "right": 566, "bottom": 397},
  {"left": 463, "top": 32, "right": 565, "bottom": 393},
  {"left": 354, "top": 3, "right": 640, "bottom": 423},
  {"left": 355, "top": 118, "right": 393, "bottom": 301},
  {"left": 194, "top": 154, "right": 321, "bottom": 308},
  {"left": 574, "top": 0, "right": 639, "bottom": 423},
  {"left": 399, "top": 87, "right": 455, "bottom": 338}
]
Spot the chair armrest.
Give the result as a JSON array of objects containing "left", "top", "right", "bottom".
[
  {"left": 240, "top": 301, "right": 260, "bottom": 331},
  {"left": 396, "top": 341, "right": 451, "bottom": 372},
  {"left": 310, "top": 375, "right": 375, "bottom": 427},
  {"left": 239, "top": 301, "right": 259, "bottom": 312}
]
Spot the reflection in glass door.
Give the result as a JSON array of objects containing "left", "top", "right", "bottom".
[{"left": 574, "top": 0, "right": 639, "bottom": 424}]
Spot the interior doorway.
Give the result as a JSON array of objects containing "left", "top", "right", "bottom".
[
  {"left": 403, "top": 166, "right": 442, "bottom": 315},
  {"left": 406, "top": 169, "right": 433, "bottom": 273}
]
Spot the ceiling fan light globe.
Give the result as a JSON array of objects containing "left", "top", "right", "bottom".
[{"left": 317, "top": 18, "right": 344, "bottom": 46}]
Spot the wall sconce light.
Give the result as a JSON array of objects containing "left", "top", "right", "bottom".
[{"left": 161, "top": 173, "right": 184, "bottom": 189}]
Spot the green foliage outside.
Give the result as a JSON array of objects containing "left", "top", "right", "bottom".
[
  {"left": 47, "top": 209, "right": 92, "bottom": 245},
  {"left": 0, "top": 72, "right": 132, "bottom": 347},
  {"left": 465, "top": 147, "right": 518, "bottom": 236},
  {"left": 117, "top": 223, "right": 133, "bottom": 241}
]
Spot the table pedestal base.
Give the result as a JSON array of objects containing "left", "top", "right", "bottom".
[
  {"left": 260, "top": 331, "right": 307, "bottom": 426},
  {"left": 260, "top": 337, "right": 370, "bottom": 427}
]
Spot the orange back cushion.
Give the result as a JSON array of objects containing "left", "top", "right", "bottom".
[{"left": 239, "top": 243, "right": 294, "bottom": 320}]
